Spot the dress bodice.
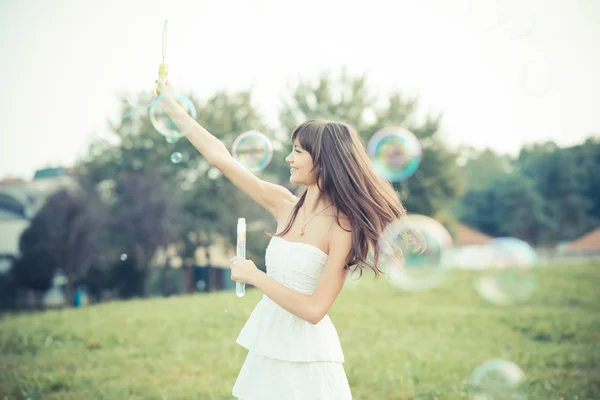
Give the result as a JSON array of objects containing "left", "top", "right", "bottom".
[
  {"left": 265, "top": 236, "right": 328, "bottom": 294},
  {"left": 235, "top": 236, "right": 344, "bottom": 363}
]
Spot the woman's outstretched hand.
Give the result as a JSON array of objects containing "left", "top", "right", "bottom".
[
  {"left": 155, "top": 78, "right": 175, "bottom": 97},
  {"left": 154, "top": 78, "right": 181, "bottom": 114},
  {"left": 229, "top": 256, "right": 262, "bottom": 285}
]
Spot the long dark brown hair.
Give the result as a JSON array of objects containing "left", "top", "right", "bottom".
[{"left": 268, "top": 119, "right": 408, "bottom": 278}]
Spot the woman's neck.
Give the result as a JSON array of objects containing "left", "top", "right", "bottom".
[{"left": 303, "top": 185, "right": 333, "bottom": 215}]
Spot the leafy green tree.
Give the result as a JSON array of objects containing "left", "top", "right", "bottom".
[
  {"left": 277, "top": 69, "right": 465, "bottom": 219},
  {"left": 13, "top": 188, "right": 104, "bottom": 302},
  {"left": 460, "top": 173, "right": 554, "bottom": 245},
  {"left": 109, "top": 169, "right": 179, "bottom": 293},
  {"left": 457, "top": 146, "right": 514, "bottom": 190},
  {"left": 518, "top": 141, "right": 597, "bottom": 242},
  {"left": 79, "top": 89, "right": 274, "bottom": 291},
  {"left": 565, "top": 136, "right": 600, "bottom": 226}
]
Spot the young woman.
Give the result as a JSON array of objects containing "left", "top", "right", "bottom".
[{"left": 156, "top": 80, "right": 407, "bottom": 399}]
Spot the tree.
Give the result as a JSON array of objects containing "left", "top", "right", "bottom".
[
  {"left": 171, "top": 90, "right": 275, "bottom": 271},
  {"left": 107, "top": 168, "right": 179, "bottom": 295},
  {"left": 457, "top": 146, "right": 514, "bottom": 191},
  {"left": 566, "top": 136, "right": 600, "bottom": 226},
  {"left": 518, "top": 141, "right": 598, "bottom": 242},
  {"left": 12, "top": 188, "right": 104, "bottom": 302},
  {"left": 459, "top": 173, "right": 554, "bottom": 245},
  {"left": 79, "top": 89, "right": 274, "bottom": 293},
  {"left": 277, "top": 69, "right": 466, "bottom": 219}
]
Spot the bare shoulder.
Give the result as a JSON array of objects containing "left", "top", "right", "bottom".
[
  {"left": 334, "top": 211, "right": 352, "bottom": 232},
  {"left": 328, "top": 211, "right": 352, "bottom": 258}
]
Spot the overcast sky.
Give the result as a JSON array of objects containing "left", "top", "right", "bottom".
[{"left": 1, "top": 0, "right": 599, "bottom": 179}]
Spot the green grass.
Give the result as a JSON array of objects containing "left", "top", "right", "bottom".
[{"left": 1, "top": 263, "right": 599, "bottom": 399}]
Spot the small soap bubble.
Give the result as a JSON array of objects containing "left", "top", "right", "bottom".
[
  {"left": 232, "top": 131, "right": 274, "bottom": 172},
  {"left": 126, "top": 89, "right": 156, "bottom": 109},
  {"left": 196, "top": 280, "right": 207, "bottom": 291},
  {"left": 469, "top": 359, "right": 526, "bottom": 399},
  {"left": 170, "top": 152, "right": 183, "bottom": 164}
]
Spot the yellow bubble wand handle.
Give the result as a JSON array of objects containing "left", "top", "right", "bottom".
[{"left": 157, "top": 20, "right": 169, "bottom": 94}]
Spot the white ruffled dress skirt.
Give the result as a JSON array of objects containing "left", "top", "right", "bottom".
[{"left": 232, "top": 295, "right": 352, "bottom": 400}]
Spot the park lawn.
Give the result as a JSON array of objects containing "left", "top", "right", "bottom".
[{"left": 1, "top": 263, "right": 599, "bottom": 400}]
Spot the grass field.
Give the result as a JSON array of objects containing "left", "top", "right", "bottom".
[{"left": 1, "top": 263, "right": 599, "bottom": 399}]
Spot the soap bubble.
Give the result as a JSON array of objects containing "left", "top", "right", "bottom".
[
  {"left": 232, "top": 131, "right": 273, "bottom": 172},
  {"left": 469, "top": 359, "right": 526, "bottom": 399},
  {"left": 196, "top": 280, "right": 207, "bottom": 291},
  {"left": 379, "top": 214, "right": 453, "bottom": 292},
  {"left": 150, "top": 95, "right": 197, "bottom": 142},
  {"left": 367, "top": 127, "right": 422, "bottom": 182},
  {"left": 441, "top": 244, "right": 500, "bottom": 270},
  {"left": 171, "top": 152, "right": 183, "bottom": 164},
  {"left": 126, "top": 90, "right": 156, "bottom": 109},
  {"left": 474, "top": 237, "right": 539, "bottom": 306}
]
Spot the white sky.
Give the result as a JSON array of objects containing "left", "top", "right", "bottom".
[{"left": 1, "top": 0, "right": 599, "bottom": 179}]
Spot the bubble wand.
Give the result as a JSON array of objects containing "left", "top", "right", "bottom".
[
  {"left": 156, "top": 20, "right": 168, "bottom": 94},
  {"left": 236, "top": 218, "right": 246, "bottom": 298}
]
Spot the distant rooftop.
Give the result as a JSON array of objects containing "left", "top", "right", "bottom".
[
  {"left": 566, "top": 228, "right": 600, "bottom": 252},
  {"left": 33, "top": 167, "right": 71, "bottom": 180},
  {"left": 455, "top": 223, "right": 494, "bottom": 246}
]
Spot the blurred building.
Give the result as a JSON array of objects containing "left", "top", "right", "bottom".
[
  {"left": 0, "top": 168, "right": 75, "bottom": 308},
  {"left": 149, "top": 235, "right": 238, "bottom": 295},
  {"left": 454, "top": 223, "right": 494, "bottom": 246},
  {"left": 0, "top": 187, "right": 32, "bottom": 262},
  {"left": 565, "top": 228, "right": 600, "bottom": 254},
  {"left": 0, "top": 167, "right": 75, "bottom": 218}
]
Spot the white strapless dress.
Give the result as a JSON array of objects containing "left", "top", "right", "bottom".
[{"left": 232, "top": 236, "right": 352, "bottom": 400}]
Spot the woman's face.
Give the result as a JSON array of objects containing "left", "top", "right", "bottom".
[{"left": 285, "top": 139, "right": 315, "bottom": 185}]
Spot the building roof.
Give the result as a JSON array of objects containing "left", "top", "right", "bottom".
[
  {"left": 566, "top": 228, "right": 600, "bottom": 252},
  {"left": 0, "top": 174, "right": 75, "bottom": 259},
  {"left": 0, "top": 175, "right": 75, "bottom": 215},
  {"left": 455, "top": 223, "right": 494, "bottom": 246}
]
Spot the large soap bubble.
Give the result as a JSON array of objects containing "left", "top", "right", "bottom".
[
  {"left": 149, "top": 95, "right": 197, "bottom": 143},
  {"left": 232, "top": 131, "right": 274, "bottom": 172},
  {"left": 474, "top": 237, "right": 539, "bottom": 306},
  {"left": 367, "top": 127, "right": 422, "bottom": 182},
  {"left": 379, "top": 214, "right": 453, "bottom": 292},
  {"left": 469, "top": 359, "right": 526, "bottom": 399}
]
